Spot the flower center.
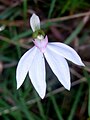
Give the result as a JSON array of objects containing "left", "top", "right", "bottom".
[
  {"left": 37, "top": 35, "right": 44, "bottom": 40},
  {"left": 32, "top": 29, "right": 45, "bottom": 40},
  {"left": 33, "top": 35, "right": 48, "bottom": 53}
]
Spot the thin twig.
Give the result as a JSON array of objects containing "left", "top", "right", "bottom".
[
  {"left": 0, "top": 11, "right": 90, "bottom": 27},
  {"left": 3, "top": 61, "right": 17, "bottom": 68},
  {"left": 43, "top": 11, "right": 90, "bottom": 23},
  {"left": 0, "top": 20, "right": 24, "bottom": 26},
  {"left": 70, "top": 68, "right": 82, "bottom": 78},
  {"left": 0, "top": 36, "right": 30, "bottom": 49}
]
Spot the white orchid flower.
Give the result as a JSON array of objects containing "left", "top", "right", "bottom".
[{"left": 16, "top": 14, "right": 85, "bottom": 99}]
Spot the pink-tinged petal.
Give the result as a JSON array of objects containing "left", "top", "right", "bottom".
[
  {"left": 16, "top": 46, "right": 37, "bottom": 89},
  {"left": 34, "top": 36, "right": 48, "bottom": 53},
  {"left": 30, "top": 13, "right": 40, "bottom": 32},
  {"left": 44, "top": 46, "right": 71, "bottom": 90},
  {"left": 29, "top": 49, "right": 46, "bottom": 99},
  {"left": 47, "top": 42, "right": 85, "bottom": 66}
]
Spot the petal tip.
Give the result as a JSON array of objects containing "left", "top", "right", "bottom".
[
  {"left": 77, "top": 61, "right": 85, "bottom": 67},
  {"left": 38, "top": 89, "right": 46, "bottom": 99},
  {"left": 65, "top": 82, "right": 71, "bottom": 91},
  {"left": 81, "top": 62, "right": 85, "bottom": 67},
  {"left": 32, "top": 13, "right": 37, "bottom": 17},
  {"left": 31, "top": 13, "right": 38, "bottom": 20},
  {"left": 41, "top": 95, "right": 45, "bottom": 99},
  {"left": 40, "top": 94, "right": 45, "bottom": 99},
  {"left": 67, "top": 87, "right": 71, "bottom": 91},
  {"left": 16, "top": 84, "right": 20, "bottom": 90}
]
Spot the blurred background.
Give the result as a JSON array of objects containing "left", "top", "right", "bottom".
[{"left": 0, "top": 0, "right": 90, "bottom": 120}]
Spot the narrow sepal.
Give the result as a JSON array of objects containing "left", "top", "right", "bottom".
[
  {"left": 48, "top": 42, "right": 85, "bottom": 66},
  {"left": 44, "top": 46, "right": 71, "bottom": 90},
  {"left": 29, "top": 49, "right": 46, "bottom": 99},
  {"left": 16, "top": 46, "right": 37, "bottom": 89}
]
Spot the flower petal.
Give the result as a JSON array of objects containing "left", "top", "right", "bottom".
[
  {"left": 44, "top": 46, "right": 71, "bottom": 90},
  {"left": 48, "top": 42, "right": 84, "bottom": 66},
  {"left": 29, "top": 49, "right": 46, "bottom": 99},
  {"left": 30, "top": 13, "right": 40, "bottom": 32},
  {"left": 16, "top": 46, "right": 37, "bottom": 89}
]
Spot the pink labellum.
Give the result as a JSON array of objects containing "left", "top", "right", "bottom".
[{"left": 33, "top": 36, "right": 48, "bottom": 53}]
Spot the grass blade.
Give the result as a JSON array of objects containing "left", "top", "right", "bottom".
[
  {"left": 67, "top": 84, "right": 83, "bottom": 120},
  {"left": 65, "top": 16, "right": 89, "bottom": 44},
  {"left": 84, "top": 70, "right": 90, "bottom": 117},
  {"left": 23, "top": 0, "right": 28, "bottom": 22},
  {"left": 35, "top": 93, "right": 46, "bottom": 120},
  {"left": 48, "top": 0, "right": 56, "bottom": 18},
  {"left": 49, "top": 92, "right": 63, "bottom": 120}
]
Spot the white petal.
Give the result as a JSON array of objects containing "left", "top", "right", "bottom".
[
  {"left": 16, "top": 46, "right": 37, "bottom": 89},
  {"left": 44, "top": 46, "right": 71, "bottom": 90},
  {"left": 47, "top": 42, "right": 84, "bottom": 66},
  {"left": 29, "top": 49, "right": 46, "bottom": 99},
  {"left": 30, "top": 13, "right": 40, "bottom": 32}
]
